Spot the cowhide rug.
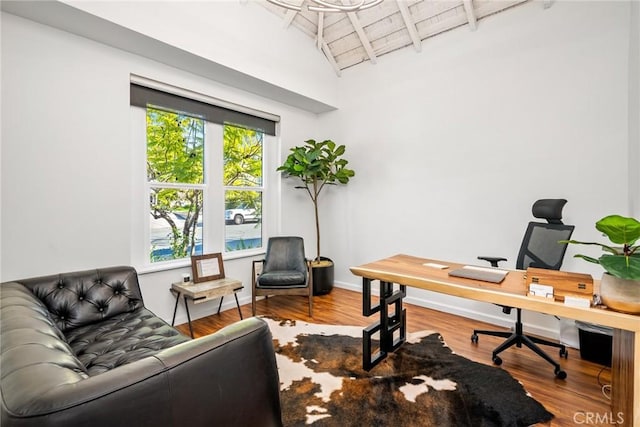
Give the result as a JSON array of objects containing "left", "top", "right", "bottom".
[{"left": 264, "top": 317, "right": 553, "bottom": 427}]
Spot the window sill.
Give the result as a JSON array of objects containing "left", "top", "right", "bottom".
[
  {"left": 136, "top": 249, "right": 266, "bottom": 275},
  {"left": 137, "top": 260, "right": 191, "bottom": 275}
]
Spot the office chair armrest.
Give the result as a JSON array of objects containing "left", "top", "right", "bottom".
[{"left": 477, "top": 256, "right": 507, "bottom": 267}]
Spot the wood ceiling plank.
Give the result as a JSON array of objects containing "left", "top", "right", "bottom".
[
  {"left": 409, "top": 0, "right": 461, "bottom": 23},
  {"left": 334, "top": 46, "right": 369, "bottom": 70},
  {"left": 292, "top": 14, "right": 319, "bottom": 37},
  {"left": 396, "top": 0, "right": 422, "bottom": 52},
  {"left": 351, "top": 0, "right": 402, "bottom": 26},
  {"left": 415, "top": 12, "right": 468, "bottom": 39},
  {"left": 462, "top": 0, "right": 478, "bottom": 30},
  {"left": 371, "top": 28, "right": 416, "bottom": 55},
  {"left": 317, "top": 11, "right": 324, "bottom": 49},
  {"left": 473, "top": 0, "right": 528, "bottom": 19},
  {"left": 323, "top": 14, "right": 362, "bottom": 43},
  {"left": 320, "top": 39, "right": 342, "bottom": 75},
  {"left": 361, "top": 11, "right": 405, "bottom": 42},
  {"left": 283, "top": 8, "right": 298, "bottom": 27},
  {"left": 327, "top": 31, "right": 365, "bottom": 57},
  {"left": 345, "top": 9, "right": 377, "bottom": 63},
  {"left": 260, "top": 0, "right": 532, "bottom": 72}
]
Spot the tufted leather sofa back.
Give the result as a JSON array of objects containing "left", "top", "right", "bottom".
[
  {"left": 1, "top": 282, "right": 90, "bottom": 414},
  {"left": 16, "top": 266, "right": 143, "bottom": 332}
]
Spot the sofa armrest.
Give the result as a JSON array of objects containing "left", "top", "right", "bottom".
[
  {"left": 1, "top": 317, "right": 282, "bottom": 427},
  {"left": 156, "top": 317, "right": 282, "bottom": 426}
]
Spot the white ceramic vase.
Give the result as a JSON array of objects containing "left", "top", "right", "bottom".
[{"left": 599, "top": 273, "right": 640, "bottom": 314}]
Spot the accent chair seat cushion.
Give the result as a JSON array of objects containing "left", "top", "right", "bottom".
[{"left": 257, "top": 270, "right": 306, "bottom": 287}]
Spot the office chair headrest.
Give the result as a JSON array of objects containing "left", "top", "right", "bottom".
[{"left": 532, "top": 199, "right": 567, "bottom": 224}]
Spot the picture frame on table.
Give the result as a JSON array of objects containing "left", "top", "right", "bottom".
[{"left": 191, "top": 253, "right": 225, "bottom": 283}]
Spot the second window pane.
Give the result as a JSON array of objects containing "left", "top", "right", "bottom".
[{"left": 225, "top": 190, "right": 262, "bottom": 251}]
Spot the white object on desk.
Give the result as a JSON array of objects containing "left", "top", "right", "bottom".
[
  {"left": 564, "top": 295, "right": 592, "bottom": 308},
  {"left": 529, "top": 283, "right": 554, "bottom": 298},
  {"left": 423, "top": 262, "right": 449, "bottom": 269}
]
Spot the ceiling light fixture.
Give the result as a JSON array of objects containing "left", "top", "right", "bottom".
[{"left": 266, "top": 0, "right": 383, "bottom": 13}]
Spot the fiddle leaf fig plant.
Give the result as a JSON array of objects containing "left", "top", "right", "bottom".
[
  {"left": 563, "top": 215, "right": 640, "bottom": 280},
  {"left": 277, "top": 139, "right": 355, "bottom": 263}
]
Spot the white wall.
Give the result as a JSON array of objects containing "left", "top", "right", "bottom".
[
  {"left": 0, "top": 12, "right": 319, "bottom": 323},
  {"left": 630, "top": 0, "right": 640, "bottom": 216},
  {"left": 1, "top": 1, "right": 637, "bottom": 339},
  {"left": 317, "top": 0, "right": 634, "bottom": 338},
  {"left": 60, "top": 0, "right": 339, "bottom": 110}
]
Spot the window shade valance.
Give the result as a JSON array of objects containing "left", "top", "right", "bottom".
[{"left": 130, "top": 83, "right": 278, "bottom": 136}]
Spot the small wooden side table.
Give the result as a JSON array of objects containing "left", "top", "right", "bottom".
[{"left": 170, "top": 278, "right": 244, "bottom": 338}]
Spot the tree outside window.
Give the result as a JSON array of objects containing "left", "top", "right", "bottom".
[{"left": 147, "top": 107, "right": 204, "bottom": 262}]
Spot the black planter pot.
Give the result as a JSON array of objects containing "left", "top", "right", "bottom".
[{"left": 312, "top": 257, "right": 334, "bottom": 296}]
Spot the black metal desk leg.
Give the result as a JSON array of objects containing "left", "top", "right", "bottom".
[
  {"left": 171, "top": 290, "right": 180, "bottom": 326},
  {"left": 183, "top": 295, "right": 194, "bottom": 338},
  {"left": 362, "top": 279, "right": 407, "bottom": 371},
  {"left": 234, "top": 293, "right": 243, "bottom": 319},
  {"left": 217, "top": 296, "right": 224, "bottom": 314}
]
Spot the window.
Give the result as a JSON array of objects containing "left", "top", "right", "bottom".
[
  {"left": 224, "top": 125, "right": 263, "bottom": 252},
  {"left": 147, "top": 108, "right": 205, "bottom": 262},
  {"left": 131, "top": 80, "right": 278, "bottom": 267}
]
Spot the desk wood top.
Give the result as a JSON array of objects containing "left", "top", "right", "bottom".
[{"left": 350, "top": 254, "right": 640, "bottom": 332}]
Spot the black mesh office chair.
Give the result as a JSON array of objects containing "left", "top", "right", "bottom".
[
  {"left": 252, "top": 236, "right": 313, "bottom": 317},
  {"left": 471, "top": 199, "right": 575, "bottom": 379}
]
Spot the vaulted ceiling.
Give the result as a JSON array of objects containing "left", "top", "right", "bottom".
[
  {"left": 1, "top": 0, "right": 548, "bottom": 113},
  {"left": 262, "top": 0, "right": 536, "bottom": 75}
]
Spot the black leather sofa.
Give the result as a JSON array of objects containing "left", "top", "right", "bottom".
[{"left": 1, "top": 266, "right": 282, "bottom": 427}]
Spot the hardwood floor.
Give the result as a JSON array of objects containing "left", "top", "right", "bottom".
[{"left": 176, "top": 288, "right": 613, "bottom": 427}]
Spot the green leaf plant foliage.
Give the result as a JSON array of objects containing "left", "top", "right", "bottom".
[
  {"left": 224, "top": 126, "right": 263, "bottom": 187},
  {"left": 223, "top": 126, "right": 263, "bottom": 217},
  {"left": 562, "top": 215, "right": 640, "bottom": 281},
  {"left": 277, "top": 139, "right": 355, "bottom": 263}
]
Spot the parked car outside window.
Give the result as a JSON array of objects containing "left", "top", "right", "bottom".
[{"left": 225, "top": 205, "right": 258, "bottom": 225}]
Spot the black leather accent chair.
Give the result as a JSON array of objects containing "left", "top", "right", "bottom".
[
  {"left": 252, "top": 236, "right": 313, "bottom": 317},
  {"left": 1, "top": 266, "right": 282, "bottom": 427},
  {"left": 472, "top": 199, "right": 575, "bottom": 379}
]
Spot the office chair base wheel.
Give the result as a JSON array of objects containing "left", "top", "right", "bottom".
[
  {"left": 555, "top": 368, "right": 567, "bottom": 380},
  {"left": 560, "top": 348, "right": 568, "bottom": 358},
  {"left": 471, "top": 334, "right": 479, "bottom": 344},
  {"left": 492, "top": 355, "right": 502, "bottom": 365}
]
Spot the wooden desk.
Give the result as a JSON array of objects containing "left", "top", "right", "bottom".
[
  {"left": 350, "top": 254, "right": 640, "bottom": 427},
  {"left": 170, "top": 278, "right": 243, "bottom": 338}
]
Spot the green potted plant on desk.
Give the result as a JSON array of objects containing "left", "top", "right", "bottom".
[
  {"left": 277, "top": 139, "right": 355, "bottom": 295},
  {"left": 563, "top": 214, "right": 640, "bottom": 314}
]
